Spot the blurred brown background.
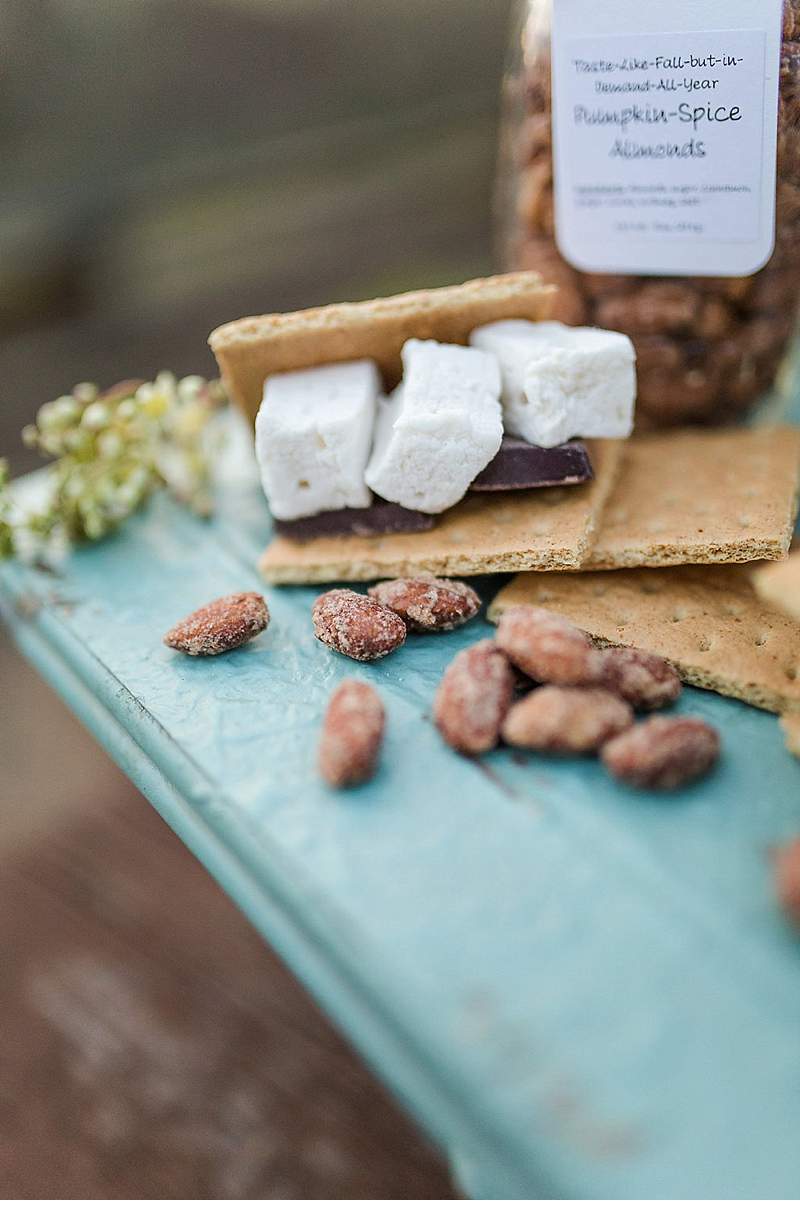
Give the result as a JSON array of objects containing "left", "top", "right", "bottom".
[{"left": 0, "top": 0, "right": 513, "bottom": 1198}]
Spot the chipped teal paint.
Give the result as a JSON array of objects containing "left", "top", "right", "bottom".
[{"left": 2, "top": 428, "right": 800, "bottom": 1198}]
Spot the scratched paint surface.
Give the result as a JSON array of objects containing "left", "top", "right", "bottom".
[{"left": 2, "top": 427, "right": 800, "bottom": 1198}]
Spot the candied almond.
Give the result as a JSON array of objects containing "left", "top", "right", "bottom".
[
  {"left": 495, "top": 605, "right": 600, "bottom": 685},
  {"left": 595, "top": 647, "right": 682, "bottom": 711},
  {"left": 163, "top": 591, "right": 269, "bottom": 656},
  {"left": 594, "top": 281, "right": 700, "bottom": 336},
  {"left": 773, "top": 837, "right": 800, "bottom": 930},
  {"left": 312, "top": 589, "right": 406, "bottom": 661},
  {"left": 434, "top": 639, "right": 514, "bottom": 756},
  {"left": 368, "top": 575, "right": 480, "bottom": 632},
  {"left": 318, "top": 679, "right": 385, "bottom": 789},
  {"left": 601, "top": 716, "right": 720, "bottom": 791},
  {"left": 502, "top": 686, "right": 632, "bottom": 754}
]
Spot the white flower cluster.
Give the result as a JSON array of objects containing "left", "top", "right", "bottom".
[{"left": 1, "top": 372, "right": 227, "bottom": 565}]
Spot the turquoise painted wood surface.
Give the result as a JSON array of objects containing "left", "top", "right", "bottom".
[{"left": 2, "top": 421, "right": 800, "bottom": 1199}]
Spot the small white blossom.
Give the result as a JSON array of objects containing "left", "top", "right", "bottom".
[{"left": 81, "top": 402, "right": 111, "bottom": 431}]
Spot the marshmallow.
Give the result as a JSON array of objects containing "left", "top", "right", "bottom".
[
  {"left": 364, "top": 339, "right": 503, "bottom": 513},
  {"left": 255, "top": 360, "right": 379, "bottom": 520},
  {"left": 470, "top": 319, "right": 635, "bottom": 448}
]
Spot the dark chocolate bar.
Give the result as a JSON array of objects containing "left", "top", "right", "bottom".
[
  {"left": 470, "top": 437, "right": 593, "bottom": 491},
  {"left": 274, "top": 497, "right": 435, "bottom": 541},
  {"left": 275, "top": 440, "right": 593, "bottom": 539}
]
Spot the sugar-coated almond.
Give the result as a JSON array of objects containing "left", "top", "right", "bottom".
[
  {"left": 595, "top": 647, "right": 682, "bottom": 710},
  {"left": 502, "top": 686, "right": 632, "bottom": 754},
  {"left": 601, "top": 715, "right": 720, "bottom": 790},
  {"left": 319, "top": 679, "right": 385, "bottom": 788},
  {"left": 434, "top": 639, "right": 514, "bottom": 755},
  {"left": 163, "top": 592, "right": 269, "bottom": 656},
  {"left": 312, "top": 588, "right": 406, "bottom": 661},
  {"left": 773, "top": 836, "right": 800, "bottom": 930},
  {"left": 368, "top": 575, "right": 481, "bottom": 632},
  {"left": 495, "top": 605, "right": 600, "bottom": 685}
]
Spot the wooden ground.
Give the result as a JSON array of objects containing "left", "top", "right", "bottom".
[{"left": 0, "top": 644, "right": 456, "bottom": 1199}]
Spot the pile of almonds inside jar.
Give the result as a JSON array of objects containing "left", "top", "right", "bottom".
[{"left": 498, "top": 0, "right": 800, "bottom": 426}]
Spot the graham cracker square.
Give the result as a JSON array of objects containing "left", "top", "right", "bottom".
[
  {"left": 583, "top": 426, "right": 800, "bottom": 570},
  {"left": 754, "top": 551, "right": 800, "bottom": 622},
  {"left": 210, "top": 272, "right": 553, "bottom": 423},
  {"left": 488, "top": 563, "right": 800, "bottom": 714}
]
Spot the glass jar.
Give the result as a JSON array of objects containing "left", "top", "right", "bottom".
[{"left": 496, "top": 0, "right": 800, "bottom": 427}]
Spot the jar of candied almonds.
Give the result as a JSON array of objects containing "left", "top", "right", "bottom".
[{"left": 496, "top": 0, "right": 800, "bottom": 426}]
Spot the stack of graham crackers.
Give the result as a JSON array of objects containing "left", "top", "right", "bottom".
[
  {"left": 210, "top": 273, "right": 800, "bottom": 751},
  {"left": 486, "top": 426, "right": 800, "bottom": 754}
]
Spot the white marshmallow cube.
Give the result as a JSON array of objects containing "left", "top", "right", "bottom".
[
  {"left": 364, "top": 338, "right": 503, "bottom": 514},
  {"left": 470, "top": 319, "right": 636, "bottom": 448},
  {"left": 255, "top": 359, "right": 379, "bottom": 520}
]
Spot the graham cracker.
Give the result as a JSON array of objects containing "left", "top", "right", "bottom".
[
  {"left": 209, "top": 272, "right": 553, "bottom": 422},
  {"left": 488, "top": 564, "right": 800, "bottom": 714},
  {"left": 780, "top": 712, "right": 800, "bottom": 758},
  {"left": 583, "top": 426, "right": 800, "bottom": 570},
  {"left": 259, "top": 439, "right": 621, "bottom": 584},
  {"left": 753, "top": 551, "right": 800, "bottom": 622}
]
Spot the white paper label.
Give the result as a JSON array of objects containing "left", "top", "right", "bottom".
[{"left": 551, "top": 0, "right": 784, "bottom": 276}]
